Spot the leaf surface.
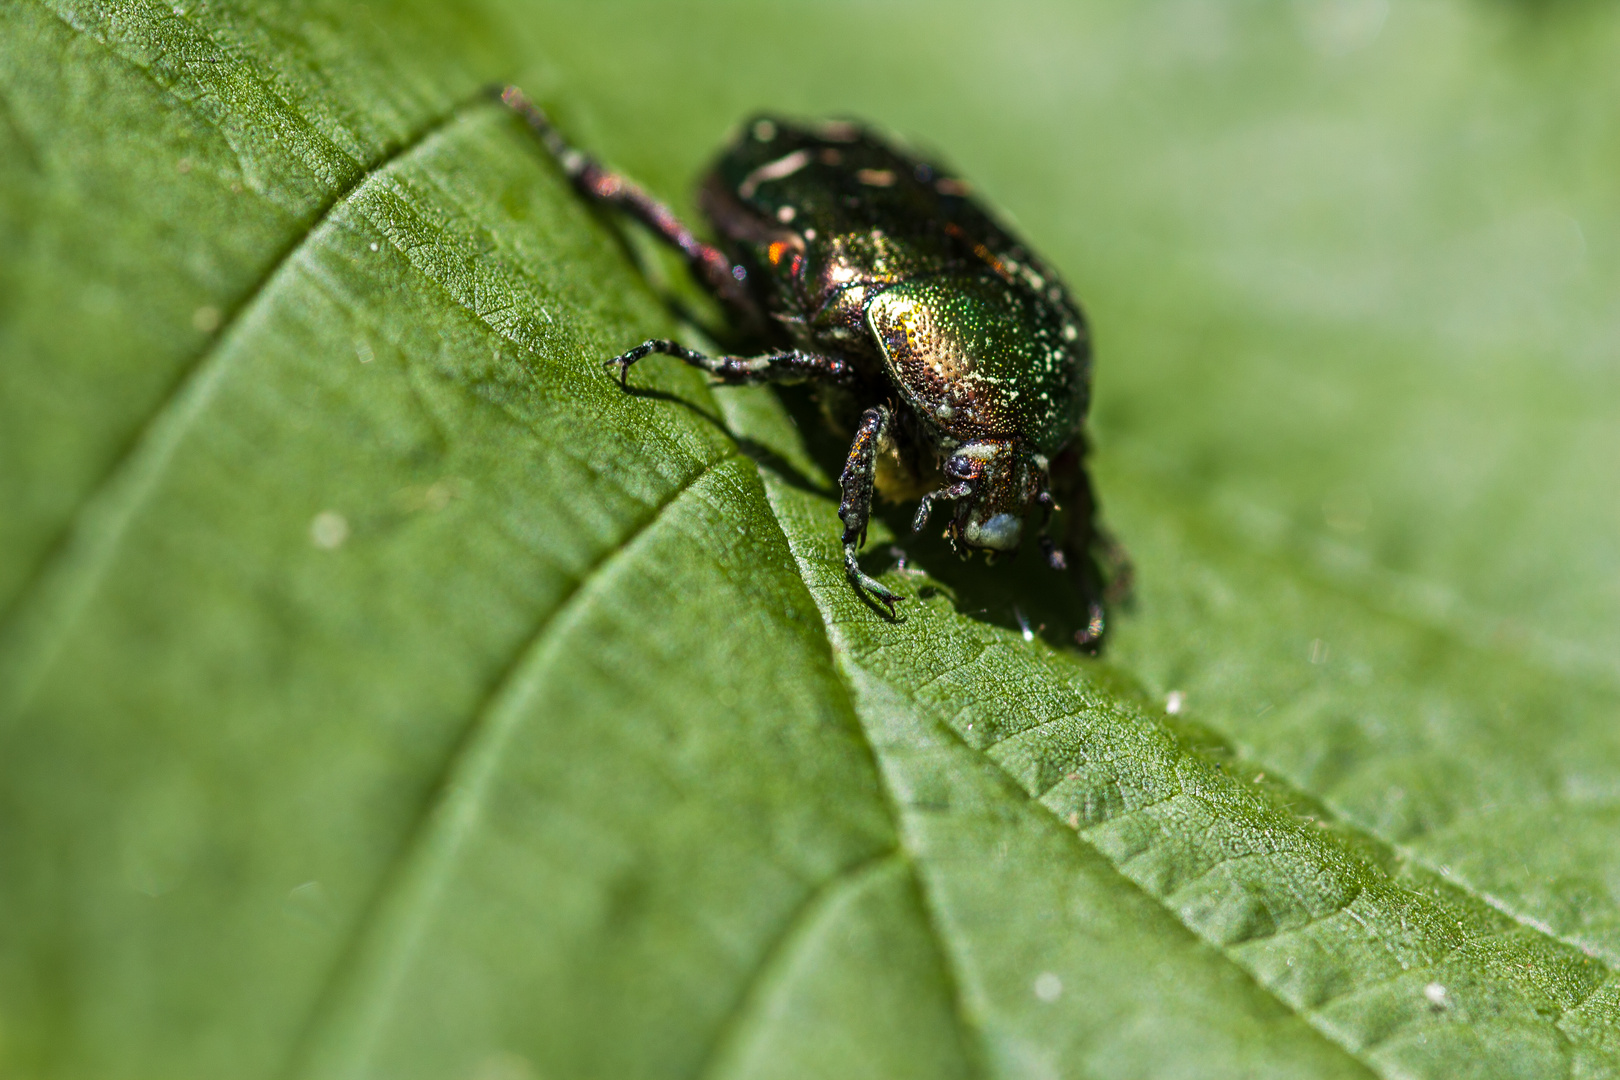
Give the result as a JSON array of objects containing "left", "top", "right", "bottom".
[{"left": 3, "top": 2, "right": 1618, "bottom": 1078}]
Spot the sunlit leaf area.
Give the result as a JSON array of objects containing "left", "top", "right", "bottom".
[{"left": 3, "top": 1, "right": 1618, "bottom": 1077}]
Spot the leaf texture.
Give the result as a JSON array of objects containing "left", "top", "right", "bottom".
[{"left": 3, "top": 1, "right": 1619, "bottom": 1078}]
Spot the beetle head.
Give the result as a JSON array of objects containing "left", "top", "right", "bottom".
[{"left": 942, "top": 440, "right": 1044, "bottom": 554}]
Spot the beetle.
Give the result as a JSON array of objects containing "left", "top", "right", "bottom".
[{"left": 500, "top": 86, "right": 1127, "bottom": 648}]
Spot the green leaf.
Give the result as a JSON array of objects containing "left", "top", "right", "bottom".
[{"left": 3, "top": 2, "right": 1618, "bottom": 1079}]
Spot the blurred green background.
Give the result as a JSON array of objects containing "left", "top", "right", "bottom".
[
  {"left": 2, "top": 1, "right": 1618, "bottom": 1077},
  {"left": 529, "top": 0, "right": 1620, "bottom": 663}
]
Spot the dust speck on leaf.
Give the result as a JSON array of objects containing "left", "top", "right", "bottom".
[
  {"left": 310, "top": 511, "right": 349, "bottom": 549},
  {"left": 470, "top": 1052, "right": 539, "bottom": 1080},
  {"left": 282, "top": 881, "right": 334, "bottom": 927},
  {"left": 191, "top": 305, "right": 221, "bottom": 333}
]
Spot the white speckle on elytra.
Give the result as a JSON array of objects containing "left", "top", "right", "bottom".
[
  {"left": 738, "top": 149, "right": 811, "bottom": 198},
  {"left": 1034, "top": 972, "right": 1063, "bottom": 1002}
]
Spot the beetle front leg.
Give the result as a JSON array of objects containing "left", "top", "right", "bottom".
[
  {"left": 911, "top": 454, "right": 982, "bottom": 542},
  {"left": 607, "top": 339, "right": 855, "bottom": 387},
  {"left": 911, "top": 483, "right": 973, "bottom": 537},
  {"left": 838, "top": 406, "right": 900, "bottom": 616},
  {"left": 500, "top": 86, "right": 758, "bottom": 321}
]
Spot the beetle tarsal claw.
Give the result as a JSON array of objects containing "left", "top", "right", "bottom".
[
  {"left": 1075, "top": 601, "right": 1106, "bottom": 650},
  {"left": 604, "top": 344, "right": 652, "bottom": 386},
  {"left": 845, "top": 546, "right": 900, "bottom": 616}
]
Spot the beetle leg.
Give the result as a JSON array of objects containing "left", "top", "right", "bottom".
[
  {"left": 499, "top": 86, "right": 757, "bottom": 319},
  {"left": 838, "top": 406, "right": 900, "bottom": 616},
  {"left": 607, "top": 338, "right": 854, "bottom": 388},
  {"left": 912, "top": 453, "right": 984, "bottom": 535},
  {"left": 1050, "top": 452, "right": 1116, "bottom": 651},
  {"left": 910, "top": 483, "right": 973, "bottom": 535},
  {"left": 1036, "top": 490, "right": 1067, "bottom": 571}
]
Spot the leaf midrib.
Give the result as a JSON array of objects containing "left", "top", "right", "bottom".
[
  {"left": 732, "top": 429, "right": 1609, "bottom": 1076},
  {"left": 716, "top": 399, "right": 1380, "bottom": 1075}
]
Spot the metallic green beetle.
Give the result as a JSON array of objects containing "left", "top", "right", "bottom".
[{"left": 502, "top": 87, "right": 1126, "bottom": 648}]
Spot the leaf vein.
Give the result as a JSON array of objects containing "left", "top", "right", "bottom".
[
  {"left": 690, "top": 850, "right": 906, "bottom": 1080},
  {"left": 733, "top": 476, "right": 994, "bottom": 1077},
  {"left": 282, "top": 451, "right": 745, "bottom": 1080}
]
